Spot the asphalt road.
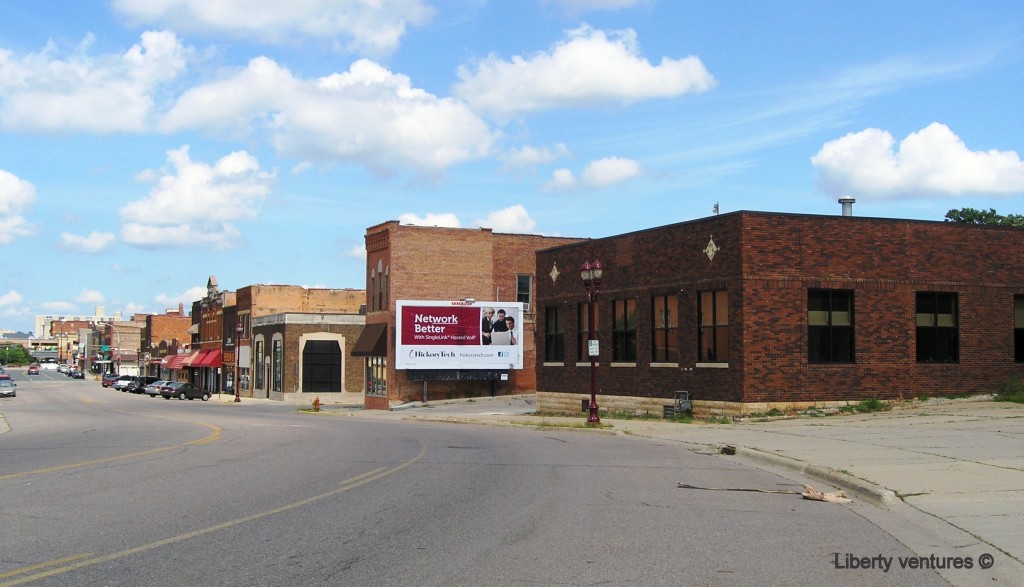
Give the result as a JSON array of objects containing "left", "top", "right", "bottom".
[{"left": 1, "top": 375, "right": 947, "bottom": 586}]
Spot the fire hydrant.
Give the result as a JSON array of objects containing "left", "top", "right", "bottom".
[{"left": 313, "top": 396, "right": 321, "bottom": 412}]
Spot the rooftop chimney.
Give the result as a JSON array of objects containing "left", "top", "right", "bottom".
[{"left": 838, "top": 196, "right": 855, "bottom": 216}]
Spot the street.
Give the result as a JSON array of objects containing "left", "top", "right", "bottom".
[{"left": 1, "top": 374, "right": 947, "bottom": 586}]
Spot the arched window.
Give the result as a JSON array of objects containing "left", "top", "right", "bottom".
[
  {"left": 376, "top": 260, "right": 384, "bottom": 311},
  {"left": 369, "top": 267, "right": 377, "bottom": 311}
]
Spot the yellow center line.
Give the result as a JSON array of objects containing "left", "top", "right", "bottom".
[
  {"left": 0, "top": 423, "right": 221, "bottom": 481},
  {"left": 0, "top": 441, "right": 427, "bottom": 586},
  {"left": 0, "top": 554, "right": 93, "bottom": 580}
]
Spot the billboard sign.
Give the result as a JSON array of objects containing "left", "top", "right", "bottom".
[{"left": 395, "top": 300, "right": 524, "bottom": 370}]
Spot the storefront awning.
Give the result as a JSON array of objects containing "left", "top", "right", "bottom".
[
  {"left": 182, "top": 350, "right": 204, "bottom": 367},
  {"left": 194, "top": 349, "right": 222, "bottom": 368},
  {"left": 351, "top": 322, "right": 387, "bottom": 357},
  {"left": 161, "top": 354, "right": 186, "bottom": 370}
]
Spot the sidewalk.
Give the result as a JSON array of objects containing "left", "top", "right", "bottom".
[{"left": 327, "top": 394, "right": 1024, "bottom": 586}]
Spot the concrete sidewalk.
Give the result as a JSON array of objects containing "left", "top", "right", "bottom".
[{"left": 328, "top": 394, "right": 1024, "bottom": 586}]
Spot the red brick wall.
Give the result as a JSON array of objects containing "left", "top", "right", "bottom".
[
  {"left": 537, "top": 212, "right": 1024, "bottom": 406},
  {"left": 365, "top": 221, "right": 584, "bottom": 403}
]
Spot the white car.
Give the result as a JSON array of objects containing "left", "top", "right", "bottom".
[
  {"left": 0, "top": 379, "right": 16, "bottom": 398},
  {"left": 111, "top": 375, "right": 135, "bottom": 391}
]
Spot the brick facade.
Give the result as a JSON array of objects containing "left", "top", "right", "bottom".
[
  {"left": 362, "top": 221, "right": 585, "bottom": 408},
  {"left": 252, "top": 313, "right": 365, "bottom": 401},
  {"left": 536, "top": 212, "right": 1024, "bottom": 415}
]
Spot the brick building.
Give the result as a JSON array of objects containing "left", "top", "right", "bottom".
[
  {"left": 183, "top": 278, "right": 367, "bottom": 400},
  {"left": 251, "top": 313, "right": 365, "bottom": 400},
  {"left": 141, "top": 305, "right": 191, "bottom": 377},
  {"left": 355, "top": 221, "right": 585, "bottom": 409},
  {"left": 535, "top": 211, "right": 1024, "bottom": 416}
]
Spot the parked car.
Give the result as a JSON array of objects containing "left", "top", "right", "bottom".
[
  {"left": 101, "top": 373, "right": 121, "bottom": 387},
  {"left": 112, "top": 375, "right": 136, "bottom": 392},
  {"left": 57, "top": 364, "right": 69, "bottom": 374},
  {"left": 127, "top": 376, "right": 159, "bottom": 394},
  {"left": 70, "top": 369, "right": 85, "bottom": 379},
  {"left": 0, "top": 379, "right": 15, "bottom": 398},
  {"left": 160, "top": 382, "right": 211, "bottom": 401},
  {"left": 27, "top": 365, "right": 40, "bottom": 375},
  {"left": 144, "top": 380, "right": 169, "bottom": 397}
]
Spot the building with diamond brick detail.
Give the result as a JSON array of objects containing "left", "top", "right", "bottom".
[{"left": 534, "top": 210, "right": 1024, "bottom": 417}]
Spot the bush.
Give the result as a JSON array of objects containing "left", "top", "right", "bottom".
[{"left": 994, "top": 376, "right": 1024, "bottom": 403}]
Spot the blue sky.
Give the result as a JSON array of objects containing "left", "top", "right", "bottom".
[{"left": 1, "top": 0, "right": 1022, "bottom": 334}]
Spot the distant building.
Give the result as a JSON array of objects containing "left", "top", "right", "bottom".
[
  {"left": 535, "top": 210, "right": 1024, "bottom": 416},
  {"left": 34, "top": 307, "right": 122, "bottom": 339}
]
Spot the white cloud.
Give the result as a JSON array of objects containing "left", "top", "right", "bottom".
[
  {"left": 161, "top": 58, "right": 497, "bottom": 176},
  {"left": 112, "top": 0, "right": 433, "bottom": 57},
  {"left": 0, "top": 169, "right": 37, "bottom": 244},
  {"left": 545, "top": 168, "right": 579, "bottom": 191},
  {"left": 474, "top": 205, "right": 537, "bottom": 233},
  {"left": 61, "top": 231, "right": 117, "bottom": 253},
  {"left": 122, "top": 302, "right": 150, "bottom": 315},
  {"left": 344, "top": 244, "right": 366, "bottom": 259},
  {"left": 155, "top": 286, "right": 206, "bottom": 308},
  {"left": 0, "top": 31, "right": 188, "bottom": 132},
  {"left": 544, "top": 157, "right": 640, "bottom": 190},
  {"left": 581, "top": 156, "right": 641, "bottom": 187},
  {"left": 0, "top": 291, "right": 23, "bottom": 306},
  {"left": 455, "top": 24, "right": 715, "bottom": 119},
  {"left": 398, "top": 212, "right": 461, "bottom": 227},
  {"left": 76, "top": 289, "right": 106, "bottom": 304},
  {"left": 500, "top": 143, "right": 571, "bottom": 171},
  {"left": 812, "top": 123, "right": 1024, "bottom": 199},
  {"left": 40, "top": 301, "right": 76, "bottom": 313},
  {"left": 119, "top": 146, "right": 274, "bottom": 249}
]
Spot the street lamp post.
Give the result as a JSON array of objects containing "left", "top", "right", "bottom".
[
  {"left": 234, "top": 321, "right": 243, "bottom": 403},
  {"left": 580, "top": 259, "right": 603, "bottom": 425}
]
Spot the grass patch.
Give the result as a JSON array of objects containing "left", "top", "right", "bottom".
[
  {"left": 994, "top": 375, "right": 1024, "bottom": 403},
  {"left": 704, "top": 415, "right": 734, "bottom": 424},
  {"left": 838, "top": 398, "right": 891, "bottom": 414}
]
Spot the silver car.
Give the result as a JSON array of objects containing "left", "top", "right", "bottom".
[{"left": 0, "top": 379, "right": 16, "bottom": 398}]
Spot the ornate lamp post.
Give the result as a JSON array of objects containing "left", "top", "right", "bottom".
[
  {"left": 234, "top": 321, "right": 243, "bottom": 403},
  {"left": 580, "top": 259, "right": 603, "bottom": 425}
]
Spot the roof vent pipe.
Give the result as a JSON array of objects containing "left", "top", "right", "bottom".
[{"left": 838, "top": 196, "right": 855, "bottom": 217}]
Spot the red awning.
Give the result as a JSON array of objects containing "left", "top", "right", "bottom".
[
  {"left": 194, "top": 350, "right": 222, "bottom": 368},
  {"left": 161, "top": 354, "right": 187, "bottom": 370},
  {"left": 182, "top": 350, "right": 204, "bottom": 367}
]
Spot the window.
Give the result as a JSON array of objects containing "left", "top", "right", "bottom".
[
  {"left": 366, "top": 356, "right": 387, "bottom": 396},
  {"left": 376, "top": 260, "right": 384, "bottom": 311},
  {"left": 652, "top": 295, "right": 678, "bottom": 363},
  {"left": 612, "top": 298, "right": 637, "bottom": 362},
  {"left": 517, "top": 274, "right": 532, "bottom": 311},
  {"left": 699, "top": 290, "right": 729, "bottom": 362},
  {"left": 916, "top": 292, "right": 958, "bottom": 363},
  {"left": 577, "top": 302, "right": 599, "bottom": 361},
  {"left": 302, "top": 340, "right": 341, "bottom": 393},
  {"left": 1015, "top": 296, "right": 1024, "bottom": 362},
  {"left": 254, "top": 339, "right": 264, "bottom": 389},
  {"left": 808, "top": 289, "right": 854, "bottom": 363},
  {"left": 372, "top": 268, "right": 380, "bottom": 313},
  {"left": 544, "top": 306, "right": 564, "bottom": 362},
  {"left": 272, "top": 338, "right": 283, "bottom": 392}
]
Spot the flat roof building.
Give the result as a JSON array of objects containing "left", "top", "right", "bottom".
[{"left": 535, "top": 211, "right": 1024, "bottom": 416}]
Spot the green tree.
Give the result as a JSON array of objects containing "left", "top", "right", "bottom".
[
  {"left": 945, "top": 208, "right": 1024, "bottom": 227},
  {"left": 1, "top": 344, "right": 34, "bottom": 366}
]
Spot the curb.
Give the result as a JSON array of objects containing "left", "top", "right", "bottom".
[{"left": 734, "top": 446, "right": 900, "bottom": 508}]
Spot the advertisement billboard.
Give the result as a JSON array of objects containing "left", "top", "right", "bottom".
[{"left": 395, "top": 300, "right": 524, "bottom": 370}]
